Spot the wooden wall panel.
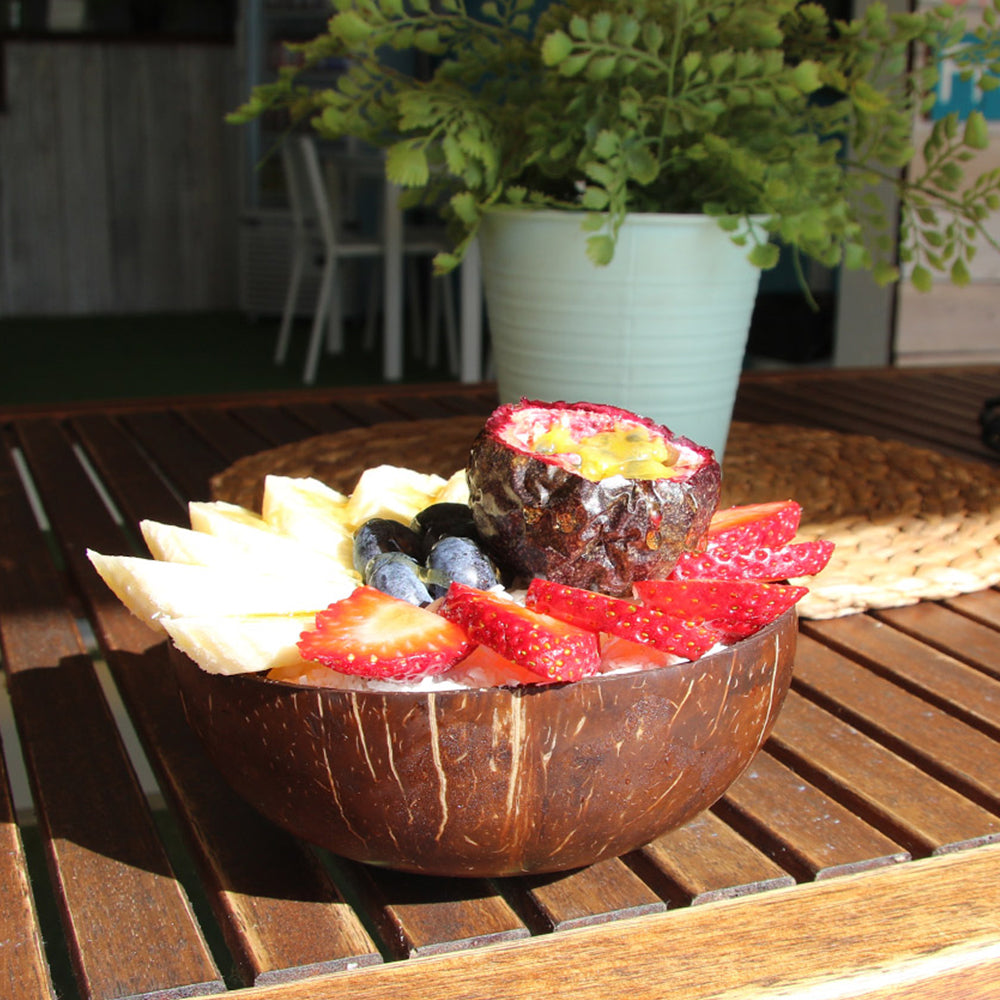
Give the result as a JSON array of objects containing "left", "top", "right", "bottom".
[{"left": 0, "top": 40, "right": 239, "bottom": 316}]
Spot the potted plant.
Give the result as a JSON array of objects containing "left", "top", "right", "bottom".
[{"left": 229, "top": 0, "right": 1000, "bottom": 455}]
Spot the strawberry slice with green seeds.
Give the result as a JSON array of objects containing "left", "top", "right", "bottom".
[
  {"left": 526, "top": 579, "right": 720, "bottom": 661},
  {"left": 634, "top": 578, "right": 807, "bottom": 641},
  {"left": 438, "top": 582, "right": 600, "bottom": 682},
  {"left": 298, "top": 586, "right": 471, "bottom": 680},
  {"left": 705, "top": 500, "right": 802, "bottom": 549},
  {"left": 670, "top": 538, "right": 834, "bottom": 582}
]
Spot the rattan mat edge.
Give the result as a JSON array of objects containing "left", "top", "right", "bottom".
[{"left": 211, "top": 417, "right": 1000, "bottom": 620}]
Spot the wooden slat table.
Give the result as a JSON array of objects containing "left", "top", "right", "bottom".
[{"left": 1, "top": 367, "right": 999, "bottom": 1000}]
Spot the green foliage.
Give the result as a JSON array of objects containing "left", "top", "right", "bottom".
[{"left": 227, "top": 0, "right": 1000, "bottom": 287}]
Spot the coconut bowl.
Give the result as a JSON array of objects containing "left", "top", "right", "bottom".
[{"left": 170, "top": 609, "right": 796, "bottom": 878}]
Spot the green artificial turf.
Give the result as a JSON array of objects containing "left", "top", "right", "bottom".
[{"left": 0, "top": 311, "right": 458, "bottom": 406}]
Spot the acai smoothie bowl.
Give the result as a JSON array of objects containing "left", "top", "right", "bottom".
[{"left": 89, "top": 400, "right": 832, "bottom": 876}]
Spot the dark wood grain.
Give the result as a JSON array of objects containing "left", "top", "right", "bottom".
[
  {"left": 71, "top": 413, "right": 190, "bottom": 531},
  {"left": 769, "top": 691, "right": 1000, "bottom": 855},
  {"left": 121, "top": 410, "right": 236, "bottom": 502},
  {"left": 2, "top": 369, "right": 1000, "bottom": 999},
  {"left": 0, "top": 735, "right": 55, "bottom": 1000},
  {"left": 333, "top": 863, "right": 529, "bottom": 958},
  {"left": 501, "top": 857, "right": 667, "bottom": 931},
  {"left": 804, "top": 612, "right": 1000, "bottom": 736},
  {"left": 872, "top": 602, "right": 1000, "bottom": 685},
  {"left": 944, "top": 587, "right": 1000, "bottom": 629},
  {"left": 792, "top": 634, "right": 1000, "bottom": 812},
  {"left": 717, "top": 751, "right": 910, "bottom": 879},
  {"left": 15, "top": 413, "right": 384, "bottom": 988},
  {"left": 0, "top": 429, "right": 224, "bottom": 999},
  {"left": 629, "top": 809, "right": 795, "bottom": 905}
]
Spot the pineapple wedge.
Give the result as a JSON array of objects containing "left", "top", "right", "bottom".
[
  {"left": 260, "top": 476, "right": 355, "bottom": 567},
  {"left": 87, "top": 551, "right": 353, "bottom": 632},
  {"left": 140, "top": 518, "right": 359, "bottom": 585},
  {"left": 188, "top": 500, "right": 360, "bottom": 581},
  {"left": 342, "top": 465, "right": 448, "bottom": 528},
  {"left": 437, "top": 469, "right": 471, "bottom": 506},
  {"left": 141, "top": 519, "right": 256, "bottom": 565},
  {"left": 161, "top": 612, "right": 316, "bottom": 676}
]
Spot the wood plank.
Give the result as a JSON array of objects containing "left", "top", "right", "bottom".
[
  {"left": 944, "top": 586, "right": 1000, "bottom": 628},
  {"left": 119, "top": 410, "right": 233, "bottom": 503},
  {"left": 804, "top": 613, "right": 1000, "bottom": 736},
  {"left": 0, "top": 44, "right": 65, "bottom": 312},
  {"left": 628, "top": 809, "right": 795, "bottom": 905},
  {"left": 13, "top": 417, "right": 384, "bottom": 986},
  {"left": 501, "top": 857, "right": 666, "bottom": 932},
  {"left": 333, "top": 861, "right": 529, "bottom": 958},
  {"left": 70, "top": 413, "right": 189, "bottom": 531},
  {"left": 769, "top": 691, "right": 1000, "bottom": 855},
  {"left": 380, "top": 394, "right": 464, "bottom": 421},
  {"left": 0, "top": 734, "right": 56, "bottom": 1000},
  {"left": 0, "top": 431, "right": 224, "bottom": 1000},
  {"left": 805, "top": 379, "right": 986, "bottom": 459},
  {"left": 222, "top": 846, "right": 1000, "bottom": 1000},
  {"left": 732, "top": 381, "right": 981, "bottom": 459},
  {"left": 330, "top": 396, "right": 418, "bottom": 426},
  {"left": 55, "top": 43, "right": 115, "bottom": 312},
  {"left": 282, "top": 402, "right": 365, "bottom": 435},
  {"left": 175, "top": 407, "right": 277, "bottom": 468},
  {"left": 871, "top": 602, "right": 1000, "bottom": 684},
  {"left": 221, "top": 404, "right": 318, "bottom": 447},
  {"left": 791, "top": 634, "right": 1000, "bottom": 812},
  {"left": 716, "top": 751, "right": 909, "bottom": 880},
  {"left": 104, "top": 638, "right": 384, "bottom": 987}
]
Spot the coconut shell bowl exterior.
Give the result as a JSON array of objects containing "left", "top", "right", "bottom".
[{"left": 171, "top": 608, "right": 796, "bottom": 878}]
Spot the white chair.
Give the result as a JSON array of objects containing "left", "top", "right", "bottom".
[{"left": 276, "top": 134, "right": 459, "bottom": 384}]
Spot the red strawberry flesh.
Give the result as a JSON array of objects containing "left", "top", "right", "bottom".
[
  {"left": 706, "top": 500, "right": 802, "bottom": 549},
  {"left": 634, "top": 578, "right": 806, "bottom": 641},
  {"left": 298, "top": 586, "right": 471, "bottom": 680},
  {"left": 438, "top": 582, "right": 599, "bottom": 682},
  {"left": 526, "top": 578, "right": 719, "bottom": 660},
  {"left": 670, "top": 538, "right": 834, "bottom": 582}
]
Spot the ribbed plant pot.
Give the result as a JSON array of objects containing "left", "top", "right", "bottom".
[{"left": 478, "top": 209, "right": 763, "bottom": 459}]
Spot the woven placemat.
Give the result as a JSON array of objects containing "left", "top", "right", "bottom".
[{"left": 211, "top": 417, "right": 1000, "bottom": 619}]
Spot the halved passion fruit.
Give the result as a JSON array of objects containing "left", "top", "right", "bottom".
[{"left": 466, "top": 400, "right": 721, "bottom": 595}]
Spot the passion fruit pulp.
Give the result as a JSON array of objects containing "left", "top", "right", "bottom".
[{"left": 466, "top": 400, "right": 721, "bottom": 596}]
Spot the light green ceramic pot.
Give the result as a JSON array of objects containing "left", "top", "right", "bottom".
[{"left": 478, "top": 208, "right": 764, "bottom": 460}]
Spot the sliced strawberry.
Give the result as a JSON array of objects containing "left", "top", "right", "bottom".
[
  {"left": 705, "top": 500, "right": 802, "bottom": 549},
  {"left": 598, "top": 634, "right": 685, "bottom": 673},
  {"left": 298, "top": 586, "right": 471, "bottom": 680},
  {"left": 446, "top": 643, "right": 547, "bottom": 687},
  {"left": 526, "top": 578, "right": 719, "bottom": 660},
  {"left": 670, "top": 539, "right": 834, "bottom": 582},
  {"left": 438, "top": 582, "right": 599, "bottom": 682},
  {"left": 634, "top": 578, "right": 807, "bottom": 641}
]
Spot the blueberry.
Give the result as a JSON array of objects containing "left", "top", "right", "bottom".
[
  {"left": 365, "top": 552, "right": 433, "bottom": 606},
  {"left": 425, "top": 535, "right": 499, "bottom": 597},
  {"left": 353, "top": 518, "right": 423, "bottom": 576},
  {"left": 411, "top": 503, "right": 480, "bottom": 557}
]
